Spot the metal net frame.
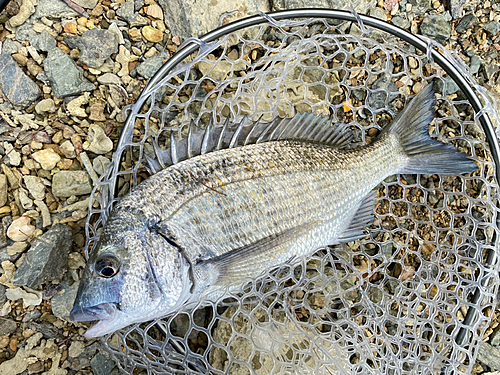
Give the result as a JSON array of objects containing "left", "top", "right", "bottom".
[{"left": 83, "top": 9, "right": 500, "bottom": 375}]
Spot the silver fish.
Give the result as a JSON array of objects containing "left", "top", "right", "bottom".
[{"left": 70, "top": 83, "right": 477, "bottom": 337}]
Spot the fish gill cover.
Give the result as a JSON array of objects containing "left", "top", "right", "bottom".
[{"left": 81, "top": 12, "right": 500, "bottom": 375}]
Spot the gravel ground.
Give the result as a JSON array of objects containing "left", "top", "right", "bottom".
[{"left": 0, "top": 0, "right": 500, "bottom": 374}]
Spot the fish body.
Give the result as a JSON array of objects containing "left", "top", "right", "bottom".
[{"left": 71, "top": 84, "right": 478, "bottom": 337}]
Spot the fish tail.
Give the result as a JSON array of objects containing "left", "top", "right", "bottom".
[{"left": 386, "top": 82, "right": 478, "bottom": 175}]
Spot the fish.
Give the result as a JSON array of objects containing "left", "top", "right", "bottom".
[{"left": 70, "top": 83, "right": 478, "bottom": 338}]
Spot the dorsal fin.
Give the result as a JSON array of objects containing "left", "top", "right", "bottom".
[{"left": 144, "top": 113, "right": 353, "bottom": 174}]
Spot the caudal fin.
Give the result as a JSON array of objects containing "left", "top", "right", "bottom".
[{"left": 385, "top": 82, "right": 478, "bottom": 175}]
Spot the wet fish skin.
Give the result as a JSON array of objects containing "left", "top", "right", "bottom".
[{"left": 70, "top": 83, "right": 478, "bottom": 337}]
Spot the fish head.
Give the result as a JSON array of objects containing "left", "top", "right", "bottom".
[{"left": 71, "top": 212, "right": 192, "bottom": 338}]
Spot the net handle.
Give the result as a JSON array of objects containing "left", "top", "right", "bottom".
[{"left": 115, "top": 9, "right": 500, "bottom": 347}]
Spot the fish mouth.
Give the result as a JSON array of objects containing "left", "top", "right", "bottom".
[
  {"left": 71, "top": 302, "right": 122, "bottom": 338},
  {"left": 70, "top": 302, "right": 117, "bottom": 322}
]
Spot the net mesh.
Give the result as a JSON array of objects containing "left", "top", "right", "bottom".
[{"left": 84, "top": 14, "right": 500, "bottom": 375}]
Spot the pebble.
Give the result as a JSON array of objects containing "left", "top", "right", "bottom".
[
  {"left": 83, "top": 124, "right": 113, "bottom": 154},
  {"left": 13, "top": 224, "right": 72, "bottom": 288},
  {"left": 6, "top": 216, "right": 36, "bottom": 242},
  {"left": 52, "top": 171, "right": 92, "bottom": 197},
  {"left": 5, "top": 287, "right": 42, "bottom": 306},
  {"left": 50, "top": 280, "right": 79, "bottom": 322},
  {"left": 142, "top": 26, "right": 164, "bottom": 43},
  {"left": 93, "top": 155, "right": 111, "bottom": 175},
  {"left": 136, "top": 51, "right": 170, "bottom": 78},
  {"left": 43, "top": 47, "right": 96, "bottom": 98},
  {"left": 0, "top": 175, "right": 7, "bottom": 207},
  {"left": 484, "top": 21, "right": 500, "bottom": 37},
  {"left": 97, "top": 72, "right": 122, "bottom": 86},
  {"left": 32, "top": 149, "right": 61, "bottom": 170},
  {"left": 30, "top": 30, "right": 57, "bottom": 53},
  {"left": 23, "top": 176, "right": 46, "bottom": 201},
  {"left": 60, "top": 140, "right": 76, "bottom": 159},
  {"left": 66, "top": 93, "right": 90, "bottom": 117},
  {"left": 34, "top": 98, "right": 56, "bottom": 114},
  {"left": 0, "top": 55, "right": 42, "bottom": 109},
  {"left": 6, "top": 242, "right": 29, "bottom": 256},
  {"left": 420, "top": 13, "right": 451, "bottom": 43},
  {"left": 117, "top": 0, "right": 148, "bottom": 26},
  {"left": 69, "top": 341, "right": 85, "bottom": 358},
  {"left": 8, "top": 0, "right": 35, "bottom": 28},
  {"left": 91, "top": 351, "right": 116, "bottom": 375},
  {"left": 478, "top": 341, "right": 500, "bottom": 370},
  {"left": 455, "top": 14, "right": 477, "bottom": 34},
  {"left": 65, "top": 28, "right": 119, "bottom": 69}
]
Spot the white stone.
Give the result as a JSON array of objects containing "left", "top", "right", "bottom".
[
  {"left": 5, "top": 287, "right": 42, "bottom": 307},
  {"left": 83, "top": 124, "right": 113, "bottom": 154},
  {"left": 92, "top": 155, "right": 111, "bottom": 175},
  {"left": 66, "top": 93, "right": 90, "bottom": 118},
  {"left": 23, "top": 176, "right": 46, "bottom": 200},
  {"left": 32, "top": 149, "right": 61, "bottom": 170},
  {"left": 60, "top": 140, "right": 76, "bottom": 159},
  {"left": 35, "top": 98, "right": 56, "bottom": 114},
  {"left": 4, "top": 144, "right": 21, "bottom": 166},
  {"left": 6, "top": 216, "right": 36, "bottom": 242}
]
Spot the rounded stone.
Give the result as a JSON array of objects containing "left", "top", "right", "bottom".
[
  {"left": 142, "top": 26, "right": 163, "bottom": 43},
  {"left": 35, "top": 98, "right": 56, "bottom": 114},
  {"left": 32, "top": 149, "right": 61, "bottom": 170},
  {"left": 7, "top": 216, "right": 36, "bottom": 242}
]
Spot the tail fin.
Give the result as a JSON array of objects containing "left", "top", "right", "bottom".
[{"left": 385, "top": 82, "right": 478, "bottom": 175}]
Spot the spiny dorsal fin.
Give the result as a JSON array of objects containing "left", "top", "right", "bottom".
[{"left": 145, "top": 113, "right": 353, "bottom": 173}]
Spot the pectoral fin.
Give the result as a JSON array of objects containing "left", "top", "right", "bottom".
[{"left": 197, "top": 223, "right": 316, "bottom": 286}]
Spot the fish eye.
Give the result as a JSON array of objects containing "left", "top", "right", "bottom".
[{"left": 95, "top": 254, "right": 120, "bottom": 278}]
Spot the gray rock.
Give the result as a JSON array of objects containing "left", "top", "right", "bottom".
[
  {"left": 484, "top": 21, "right": 500, "bottom": 37},
  {"left": 436, "top": 76, "right": 460, "bottom": 95},
  {"left": 51, "top": 280, "right": 79, "bottom": 321},
  {"left": 420, "top": 14, "right": 451, "bottom": 43},
  {"left": 159, "top": 0, "right": 271, "bottom": 40},
  {"left": 1, "top": 39, "right": 21, "bottom": 55},
  {"left": 22, "top": 308, "right": 42, "bottom": 322},
  {"left": 65, "top": 29, "right": 119, "bottom": 69},
  {"left": 0, "top": 319, "right": 17, "bottom": 336},
  {"left": 30, "top": 30, "right": 57, "bottom": 53},
  {"left": 0, "top": 55, "right": 42, "bottom": 109},
  {"left": 391, "top": 16, "right": 410, "bottom": 30},
  {"left": 70, "top": 342, "right": 98, "bottom": 371},
  {"left": 271, "top": 0, "right": 375, "bottom": 12},
  {"left": 13, "top": 224, "right": 72, "bottom": 288},
  {"left": 136, "top": 52, "right": 170, "bottom": 78},
  {"left": 478, "top": 341, "right": 500, "bottom": 370},
  {"left": 29, "top": 321, "right": 62, "bottom": 339},
  {"left": 407, "top": 0, "right": 431, "bottom": 14},
  {"left": 456, "top": 14, "right": 477, "bottom": 34},
  {"left": 117, "top": 0, "right": 148, "bottom": 26},
  {"left": 367, "top": 74, "right": 398, "bottom": 110},
  {"left": 91, "top": 351, "right": 116, "bottom": 375},
  {"left": 449, "top": 0, "right": 466, "bottom": 19},
  {"left": 44, "top": 47, "right": 96, "bottom": 98},
  {"left": 52, "top": 171, "right": 93, "bottom": 197},
  {"left": 0, "top": 284, "right": 6, "bottom": 305},
  {"left": 33, "top": 0, "right": 78, "bottom": 19}
]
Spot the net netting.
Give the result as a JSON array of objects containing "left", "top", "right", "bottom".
[{"left": 83, "top": 12, "right": 500, "bottom": 375}]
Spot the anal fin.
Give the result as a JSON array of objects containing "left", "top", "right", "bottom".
[{"left": 337, "top": 190, "right": 377, "bottom": 243}]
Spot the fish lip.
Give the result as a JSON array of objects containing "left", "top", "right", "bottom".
[{"left": 70, "top": 302, "right": 117, "bottom": 323}]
